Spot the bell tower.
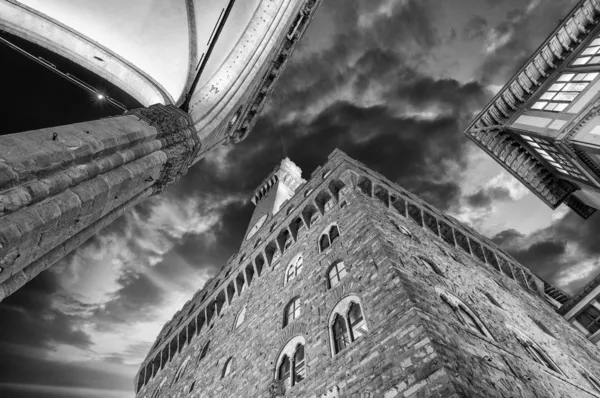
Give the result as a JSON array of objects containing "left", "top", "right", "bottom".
[{"left": 243, "top": 158, "right": 305, "bottom": 242}]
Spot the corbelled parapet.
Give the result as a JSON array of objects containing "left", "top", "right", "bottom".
[
  {"left": 0, "top": 104, "right": 199, "bottom": 301},
  {"left": 251, "top": 157, "right": 305, "bottom": 206}
]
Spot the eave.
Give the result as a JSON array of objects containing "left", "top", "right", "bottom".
[{"left": 465, "top": 0, "right": 600, "bottom": 217}]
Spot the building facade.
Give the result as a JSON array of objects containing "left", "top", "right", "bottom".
[
  {"left": 0, "top": 0, "right": 322, "bottom": 301},
  {"left": 135, "top": 150, "right": 600, "bottom": 398},
  {"left": 544, "top": 276, "right": 600, "bottom": 346},
  {"left": 465, "top": 0, "right": 600, "bottom": 219}
]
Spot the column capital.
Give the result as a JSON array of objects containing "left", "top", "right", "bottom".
[{"left": 129, "top": 105, "right": 201, "bottom": 194}]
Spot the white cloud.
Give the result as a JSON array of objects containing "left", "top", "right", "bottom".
[{"left": 45, "top": 189, "right": 244, "bottom": 368}]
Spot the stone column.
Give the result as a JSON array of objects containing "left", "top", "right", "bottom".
[{"left": 0, "top": 104, "right": 200, "bottom": 301}]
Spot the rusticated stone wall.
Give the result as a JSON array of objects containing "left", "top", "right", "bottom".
[
  {"left": 0, "top": 104, "right": 198, "bottom": 301},
  {"left": 136, "top": 150, "right": 600, "bottom": 398}
]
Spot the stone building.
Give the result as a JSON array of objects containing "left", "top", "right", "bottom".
[
  {"left": 464, "top": 0, "right": 600, "bottom": 218},
  {"left": 543, "top": 276, "right": 600, "bottom": 346},
  {"left": 135, "top": 149, "right": 600, "bottom": 398},
  {"left": 0, "top": 0, "right": 322, "bottom": 300}
]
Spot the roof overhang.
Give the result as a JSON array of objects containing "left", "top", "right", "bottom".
[{"left": 464, "top": 0, "right": 600, "bottom": 218}]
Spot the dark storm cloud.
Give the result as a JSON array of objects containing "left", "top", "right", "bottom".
[
  {"left": 0, "top": 349, "right": 132, "bottom": 393},
  {"left": 0, "top": 0, "right": 508, "bottom": 395},
  {"left": 478, "top": 0, "right": 579, "bottom": 84},
  {"left": 492, "top": 212, "right": 600, "bottom": 293},
  {"left": 0, "top": 272, "right": 92, "bottom": 350},
  {"left": 161, "top": 0, "right": 494, "bottom": 275}
]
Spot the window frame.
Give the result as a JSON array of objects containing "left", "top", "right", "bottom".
[
  {"left": 234, "top": 306, "right": 246, "bottom": 329},
  {"left": 284, "top": 254, "right": 304, "bottom": 286},
  {"left": 327, "top": 260, "right": 347, "bottom": 289},
  {"left": 437, "top": 288, "right": 494, "bottom": 340},
  {"left": 584, "top": 373, "right": 600, "bottom": 392},
  {"left": 275, "top": 336, "right": 307, "bottom": 389},
  {"left": 328, "top": 296, "right": 369, "bottom": 357},
  {"left": 197, "top": 341, "right": 210, "bottom": 363},
  {"left": 509, "top": 326, "right": 565, "bottom": 376},
  {"left": 318, "top": 224, "right": 341, "bottom": 253},
  {"left": 221, "top": 357, "right": 233, "bottom": 379},
  {"left": 283, "top": 297, "right": 302, "bottom": 328},
  {"left": 530, "top": 71, "right": 599, "bottom": 112}
]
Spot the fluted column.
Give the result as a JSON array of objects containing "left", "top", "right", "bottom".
[{"left": 0, "top": 104, "right": 200, "bottom": 301}]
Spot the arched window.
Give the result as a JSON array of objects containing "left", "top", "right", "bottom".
[
  {"left": 438, "top": 289, "right": 493, "bottom": 340},
  {"left": 172, "top": 356, "right": 190, "bottom": 386},
  {"left": 348, "top": 302, "right": 367, "bottom": 340},
  {"left": 275, "top": 337, "right": 306, "bottom": 388},
  {"left": 508, "top": 326, "right": 564, "bottom": 375},
  {"left": 285, "top": 254, "right": 303, "bottom": 285},
  {"left": 327, "top": 261, "right": 347, "bottom": 288},
  {"left": 332, "top": 314, "right": 350, "bottom": 354},
  {"left": 319, "top": 224, "right": 340, "bottom": 252},
  {"left": 400, "top": 225, "right": 412, "bottom": 238},
  {"left": 198, "top": 341, "right": 209, "bottom": 363},
  {"left": 457, "top": 306, "right": 486, "bottom": 336},
  {"left": 330, "top": 225, "right": 340, "bottom": 242},
  {"left": 283, "top": 298, "right": 302, "bottom": 328},
  {"left": 278, "top": 355, "right": 291, "bottom": 388},
  {"left": 319, "top": 234, "right": 330, "bottom": 252},
  {"left": 151, "top": 379, "right": 165, "bottom": 398},
  {"left": 483, "top": 292, "right": 502, "bottom": 308},
  {"left": 329, "top": 296, "right": 368, "bottom": 356},
  {"left": 527, "top": 344, "right": 555, "bottom": 369},
  {"left": 293, "top": 344, "right": 305, "bottom": 384},
  {"left": 235, "top": 307, "right": 246, "bottom": 329},
  {"left": 221, "top": 357, "right": 233, "bottom": 378},
  {"left": 584, "top": 373, "right": 600, "bottom": 392}
]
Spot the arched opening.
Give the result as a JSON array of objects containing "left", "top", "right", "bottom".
[{"left": 283, "top": 297, "right": 302, "bottom": 328}]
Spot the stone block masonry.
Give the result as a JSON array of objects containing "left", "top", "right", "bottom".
[{"left": 136, "top": 149, "right": 600, "bottom": 397}]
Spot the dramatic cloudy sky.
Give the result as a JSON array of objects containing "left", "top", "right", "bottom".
[{"left": 1, "top": 0, "right": 599, "bottom": 397}]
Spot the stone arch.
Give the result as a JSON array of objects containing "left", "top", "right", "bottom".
[
  {"left": 506, "top": 324, "right": 565, "bottom": 376},
  {"left": 325, "top": 259, "right": 348, "bottom": 289},
  {"left": 318, "top": 223, "right": 341, "bottom": 253},
  {"left": 272, "top": 334, "right": 307, "bottom": 379},
  {"left": 171, "top": 356, "right": 191, "bottom": 386},
  {"left": 282, "top": 296, "right": 303, "bottom": 328},
  {"left": 327, "top": 294, "right": 369, "bottom": 356},
  {"left": 435, "top": 287, "right": 494, "bottom": 340},
  {"left": 284, "top": 252, "right": 304, "bottom": 286},
  {"left": 233, "top": 306, "right": 247, "bottom": 330}
]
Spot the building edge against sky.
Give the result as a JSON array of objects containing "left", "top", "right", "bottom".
[
  {"left": 545, "top": 273, "right": 600, "bottom": 346},
  {"left": 134, "top": 149, "right": 600, "bottom": 398},
  {"left": 465, "top": 0, "right": 600, "bottom": 219}
]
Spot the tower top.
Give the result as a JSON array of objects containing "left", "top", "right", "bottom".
[
  {"left": 244, "top": 158, "right": 305, "bottom": 242},
  {"left": 250, "top": 157, "right": 304, "bottom": 205}
]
